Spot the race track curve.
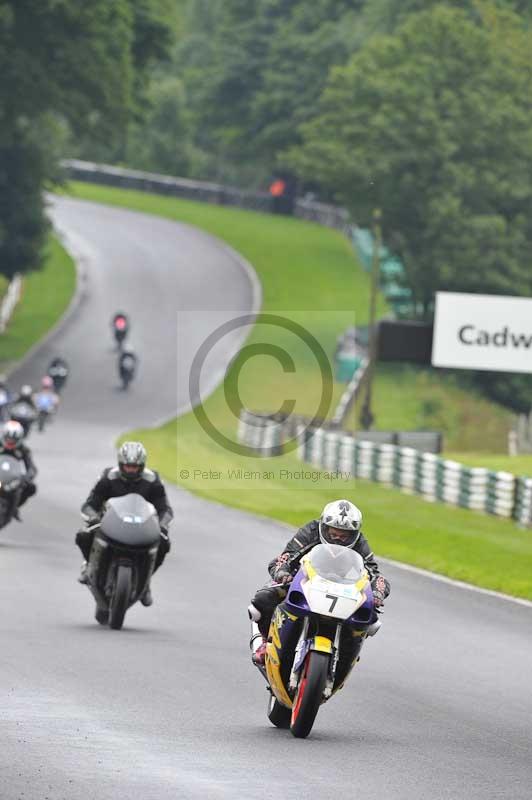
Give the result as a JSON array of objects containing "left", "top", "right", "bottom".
[{"left": 1, "top": 196, "right": 531, "bottom": 800}]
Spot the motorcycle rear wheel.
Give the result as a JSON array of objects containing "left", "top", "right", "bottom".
[
  {"left": 109, "top": 564, "right": 132, "bottom": 630},
  {"left": 267, "top": 692, "right": 291, "bottom": 729},
  {"left": 290, "top": 651, "right": 329, "bottom": 739}
]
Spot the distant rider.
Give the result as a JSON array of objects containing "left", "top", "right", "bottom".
[
  {"left": 0, "top": 420, "right": 38, "bottom": 518},
  {"left": 76, "top": 442, "right": 173, "bottom": 606},
  {"left": 248, "top": 499, "right": 390, "bottom": 665},
  {"left": 14, "top": 384, "right": 36, "bottom": 410},
  {"left": 118, "top": 350, "right": 137, "bottom": 385},
  {"left": 35, "top": 376, "right": 60, "bottom": 411},
  {"left": 47, "top": 357, "right": 69, "bottom": 393}
]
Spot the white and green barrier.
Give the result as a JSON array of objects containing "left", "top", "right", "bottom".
[{"left": 237, "top": 409, "right": 532, "bottom": 526}]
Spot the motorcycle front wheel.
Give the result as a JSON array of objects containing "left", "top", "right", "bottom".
[
  {"left": 290, "top": 650, "right": 329, "bottom": 739},
  {"left": 109, "top": 564, "right": 132, "bottom": 630}
]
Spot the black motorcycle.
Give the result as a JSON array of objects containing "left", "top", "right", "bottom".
[
  {"left": 47, "top": 358, "right": 69, "bottom": 393},
  {"left": 9, "top": 402, "right": 37, "bottom": 437},
  {"left": 112, "top": 312, "right": 129, "bottom": 350},
  {"left": 86, "top": 494, "right": 160, "bottom": 630},
  {"left": 0, "top": 455, "right": 27, "bottom": 529},
  {"left": 118, "top": 351, "right": 137, "bottom": 391}
]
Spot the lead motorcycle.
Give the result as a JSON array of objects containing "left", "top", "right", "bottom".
[
  {"left": 251, "top": 544, "right": 381, "bottom": 738},
  {"left": 85, "top": 494, "right": 161, "bottom": 630},
  {"left": 0, "top": 455, "right": 28, "bottom": 529}
]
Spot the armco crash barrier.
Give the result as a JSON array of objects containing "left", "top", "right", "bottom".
[
  {"left": 62, "top": 160, "right": 349, "bottom": 230},
  {"left": 237, "top": 410, "right": 532, "bottom": 526}
]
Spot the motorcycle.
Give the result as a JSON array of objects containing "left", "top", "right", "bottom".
[
  {"left": 118, "top": 351, "right": 137, "bottom": 391},
  {"left": 9, "top": 401, "right": 37, "bottom": 437},
  {"left": 252, "top": 544, "right": 381, "bottom": 738},
  {"left": 85, "top": 494, "right": 160, "bottom": 630},
  {"left": 34, "top": 392, "right": 58, "bottom": 432},
  {"left": 0, "top": 454, "right": 28, "bottom": 529},
  {"left": 112, "top": 312, "right": 129, "bottom": 350},
  {"left": 47, "top": 358, "right": 69, "bottom": 393}
]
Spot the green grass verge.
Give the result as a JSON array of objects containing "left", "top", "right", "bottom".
[
  {"left": 346, "top": 363, "right": 512, "bottom": 453},
  {"left": 69, "top": 181, "right": 532, "bottom": 600},
  {"left": 0, "top": 236, "right": 76, "bottom": 368},
  {"left": 444, "top": 452, "right": 532, "bottom": 476}
]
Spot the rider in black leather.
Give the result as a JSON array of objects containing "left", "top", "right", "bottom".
[
  {"left": 76, "top": 442, "right": 173, "bottom": 604},
  {"left": 0, "top": 420, "right": 37, "bottom": 517},
  {"left": 249, "top": 500, "right": 390, "bottom": 665}
]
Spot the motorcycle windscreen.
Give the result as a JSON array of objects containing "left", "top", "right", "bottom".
[
  {"left": 0, "top": 455, "right": 26, "bottom": 485},
  {"left": 307, "top": 544, "right": 365, "bottom": 584},
  {"left": 100, "top": 494, "right": 161, "bottom": 546}
]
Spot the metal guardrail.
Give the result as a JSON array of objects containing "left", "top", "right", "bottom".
[{"left": 62, "top": 160, "right": 350, "bottom": 229}]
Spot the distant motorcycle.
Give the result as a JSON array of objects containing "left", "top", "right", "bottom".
[
  {"left": 112, "top": 312, "right": 129, "bottom": 350},
  {"left": 252, "top": 544, "right": 381, "bottom": 738},
  {"left": 118, "top": 351, "right": 137, "bottom": 391},
  {"left": 34, "top": 392, "right": 58, "bottom": 432},
  {"left": 9, "top": 402, "right": 37, "bottom": 437},
  {"left": 85, "top": 494, "right": 160, "bottom": 630},
  {"left": 47, "top": 358, "right": 69, "bottom": 393},
  {"left": 0, "top": 455, "right": 28, "bottom": 529}
]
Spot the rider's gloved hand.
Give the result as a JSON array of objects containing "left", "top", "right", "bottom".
[
  {"left": 373, "top": 589, "right": 385, "bottom": 608},
  {"left": 372, "top": 575, "right": 388, "bottom": 608},
  {"left": 273, "top": 568, "right": 292, "bottom": 585}
]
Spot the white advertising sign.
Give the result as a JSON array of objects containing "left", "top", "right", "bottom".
[{"left": 432, "top": 292, "right": 532, "bottom": 373}]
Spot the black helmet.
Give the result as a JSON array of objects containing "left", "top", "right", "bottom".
[{"left": 118, "top": 441, "right": 146, "bottom": 480}]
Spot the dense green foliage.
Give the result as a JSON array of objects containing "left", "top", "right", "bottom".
[
  {"left": 0, "top": 0, "right": 170, "bottom": 277},
  {"left": 292, "top": 4, "right": 532, "bottom": 318}
]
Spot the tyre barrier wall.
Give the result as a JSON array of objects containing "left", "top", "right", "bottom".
[
  {"left": 62, "top": 160, "right": 349, "bottom": 229},
  {"left": 296, "top": 426, "right": 532, "bottom": 526},
  {"left": 237, "top": 410, "right": 532, "bottom": 526}
]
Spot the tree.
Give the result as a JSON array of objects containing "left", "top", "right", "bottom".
[
  {"left": 0, "top": 0, "right": 171, "bottom": 276},
  {"left": 290, "top": 3, "right": 532, "bottom": 318}
]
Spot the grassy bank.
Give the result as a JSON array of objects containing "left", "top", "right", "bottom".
[
  {"left": 69, "top": 181, "right": 532, "bottom": 600},
  {"left": 0, "top": 236, "right": 76, "bottom": 368},
  {"left": 347, "top": 363, "right": 512, "bottom": 454}
]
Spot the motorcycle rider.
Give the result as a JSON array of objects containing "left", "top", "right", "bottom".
[
  {"left": 36, "top": 376, "right": 60, "bottom": 406},
  {"left": 13, "top": 384, "right": 36, "bottom": 409},
  {"left": 248, "top": 499, "right": 390, "bottom": 665},
  {"left": 0, "top": 420, "right": 38, "bottom": 518},
  {"left": 118, "top": 350, "right": 138, "bottom": 387},
  {"left": 47, "top": 356, "right": 69, "bottom": 393},
  {"left": 76, "top": 442, "right": 173, "bottom": 606}
]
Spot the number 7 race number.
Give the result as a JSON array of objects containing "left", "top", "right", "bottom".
[{"left": 325, "top": 594, "right": 339, "bottom": 612}]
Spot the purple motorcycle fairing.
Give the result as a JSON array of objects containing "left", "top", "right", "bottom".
[
  {"left": 285, "top": 568, "right": 376, "bottom": 627},
  {"left": 284, "top": 570, "right": 311, "bottom": 615}
]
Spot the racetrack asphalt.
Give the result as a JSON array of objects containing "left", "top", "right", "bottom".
[{"left": 0, "top": 196, "right": 531, "bottom": 800}]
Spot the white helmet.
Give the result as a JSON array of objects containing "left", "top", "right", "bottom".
[{"left": 319, "top": 499, "right": 362, "bottom": 548}]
